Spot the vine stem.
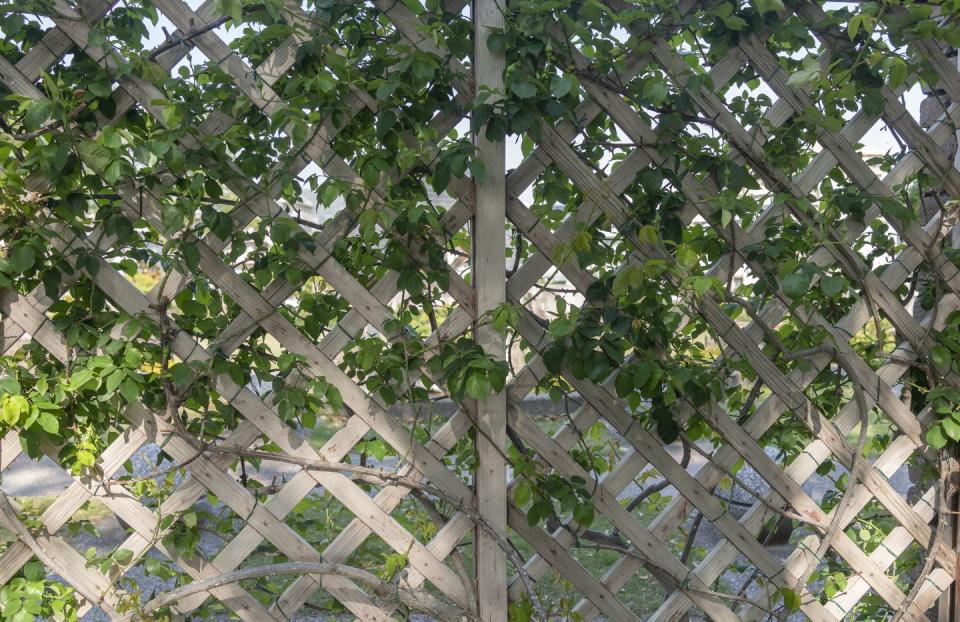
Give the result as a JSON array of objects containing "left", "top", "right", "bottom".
[
  {"left": 122, "top": 561, "right": 465, "bottom": 621},
  {"left": 889, "top": 454, "right": 949, "bottom": 622}
]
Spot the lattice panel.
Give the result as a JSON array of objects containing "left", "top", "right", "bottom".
[{"left": 0, "top": 0, "right": 959, "bottom": 621}]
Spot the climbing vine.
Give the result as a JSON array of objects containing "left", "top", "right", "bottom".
[{"left": 0, "top": 0, "right": 959, "bottom": 620}]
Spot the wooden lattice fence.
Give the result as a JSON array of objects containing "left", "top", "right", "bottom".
[{"left": 1, "top": 0, "right": 960, "bottom": 620}]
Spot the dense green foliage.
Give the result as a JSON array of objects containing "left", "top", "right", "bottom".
[{"left": 1, "top": 0, "right": 959, "bottom": 619}]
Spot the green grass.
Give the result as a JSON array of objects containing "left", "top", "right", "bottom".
[{"left": 306, "top": 412, "right": 345, "bottom": 447}]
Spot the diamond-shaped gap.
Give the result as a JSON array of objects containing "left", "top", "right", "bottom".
[
  {"left": 889, "top": 460, "right": 937, "bottom": 516},
  {"left": 568, "top": 121, "right": 640, "bottom": 181},
  {"left": 187, "top": 7, "right": 289, "bottom": 78},
  {"left": 882, "top": 158, "right": 945, "bottom": 225},
  {"left": 170, "top": 478, "right": 344, "bottom": 617},
  {"left": 337, "top": 523, "right": 407, "bottom": 578},
  {"left": 524, "top": 568, "right": 592, "bottom": 621},
  {"left": 210, "top": 538, "right": 298, "bottom": 611},
  {"left": 198, "top": 89, "right": 295, "bottom": 182},
  {"left": 863, "top": 79, "right": 927, "bottom": 157},
  {"left": 617, "top": 452, "right": 684, "bottom": 526},
  {"left": 381, "top": 488, "right": 450, "bottom": 552},
  {"left": 810, "top": 161, "right": 909, "bottom": 264},
  {"left": 518, "top": 264, "right": 585, "bottom": 325},
  {"left": 374, "top": 200, "right": 468, "bottom": 313},
  {"left": 535, "top": 448, "right": 684, "bottom": 615},
  {"left": 117, "top": 545, "right": 183, "bottom": 607},
  {"left": 711, "top": 60, "right": 782, "bottom": 148},
  {"left": 337, "top": 326, "right": 424, "bottom": 408},
  {"left": 846, "top": 587, "right": 896, "bottom": 621},
  {"left": 800, "top": 534, "right": 899, "bottom": 617},
  {"left": 598, "top": 550, "right": 670, "bottom": 619},
  {"left": 504, "top": 535, "right": 601, "bottom": 621},
  {"left": 296, "top": 434, "right": 473, "bottom": 609},
  {"left": 519, "top": 192, "right": 612, "bottom": 290},
  {"left": 280, "top": 273, "right": 348, "bottom": 342},
  {"left": 872, "top": 163, "right": 950, "bottom": 276},
  {"left": 828, "top": 480, "right": 941, "bottom": 616},
  {"left": 124, "top": 533, "right": 272, "bottom": 622},
  {"left": 720, "top": 547, "right": 808, "bottom": 620}
]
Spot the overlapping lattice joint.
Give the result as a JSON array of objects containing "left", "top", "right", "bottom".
[{"left": 1, "top": 0, "right": 960, "bottom": 620}]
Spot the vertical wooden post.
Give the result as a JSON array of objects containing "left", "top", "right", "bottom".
[{"left": 473, "top": 0, "right": 507, "bottom": 620}]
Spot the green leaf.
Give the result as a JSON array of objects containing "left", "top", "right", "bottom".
[
  {"left": 847, "top": 14, "right": 861, "bottom": 40},
  {"left": 23, "top": 561, "right": 44, "bottom": 580},
  {"left": 77, "top": 449, "right": 97, "bottom": 467},
  {"left": 105, "top": 369, "right": 124, "bottom": 392},
  {"left": 615, "top": 370, "right": 633, "bottom": 398},
  {"left": 465, "top": 374, "right": 492, "bottom": 401},
  {"left": 66, "top": 369, "right": 95, "bottom": 392},
  {"left": 550, "top": 74, "right": 574, "bottom": 98},
  {"left": 513, "top": 480, "right": 532, "bottom": 507},
  {"left": 218, "top": 0, "right": 242, "bottom": 22},
  {"left": 675, "top": 244, "right": 698, "bottom": 270},
  {"left": 783, "top": 271, "right": 812, "bottom": 299},
  {"left": 170, "top": 363, "right": 194, "bottom": 390},
  {"left": 119, "top": 379, "right": 139, "bottom": 404},
  {"left": 181, "top": 242, "right": 201, "bottom": 271},
  {"left": 37, "top": 411, "right": 59, "bottom": 434},
  {"left": 548, "top": 318, "right": 576, "bottom": 338},
  {"left": 781, "top": 588, "right": 801, "bottom": 612},
  {"left": 114, "top": 548, "right": 134, "bottom": 565},
  {"left": 787, "top": 69, "right": 819, "bottom": 88},
  {"left": 88, "top": 81, "right": 113, "bottom": 98},
  {"left": 8, "top": 246, "right": 36, "bottom": 273},
  {"left": 326, "top": 386, "right": 343, "bottom": 412},
  {"left": 752, "top": 0, "right": 784, "bottom": 13},
  {"left": 820, "top": 275, "right": 846, "bottom": 297},
  {"left": 690, "top": 276, "right": 714, "bottom": 296},
  {"left": 22, "top": 598, "right": 41, "bottom": 615},
  {"left": 643, "top": 80, "right": 668, "bottom": 104},
  {"left": 376, "top": 81, "right": 400, "bottom": 101},
  {"left": 278, "top": 352, "right": 297, "bottom": 372},
  {"left": 486, "top": 32, "right": 507, "bottom": 55},
  {"left": 722, "top": 14, "right": 747, "bottom": 30},
  {"left": 0, "top": 395, "right": 29, "bottom": 426},
  {"left": 139, "top": 60, "right": 168, "bottom": 84},
  {"left": 510, "top": 81, "right": 537, "bottom": 99},
  {"left": 932, "top": 344, "right": 953, "bottom": 374},
  {"left": 103, "top": 159, "right": 123, "bottom": 183},
  {"left": 76, "top": 141, "right": 112, "bottom": 172},
  {"left": 888, "top": 58, "right": 909, "bottom": 90},
  {"left": 862, "top": 88, "right": 884, "bottom": 116},
  {"left": 572, "top": 503, "right": 594, "bottom": 527},
  {"left": 927, "top": 423, "right": 948, "bottom": 449},
  {"left": 943, "top": 417, "right": 960, "bottom": 441},
  {"left": 24, "top": 100, "right": 52, "bottom": 130}
]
